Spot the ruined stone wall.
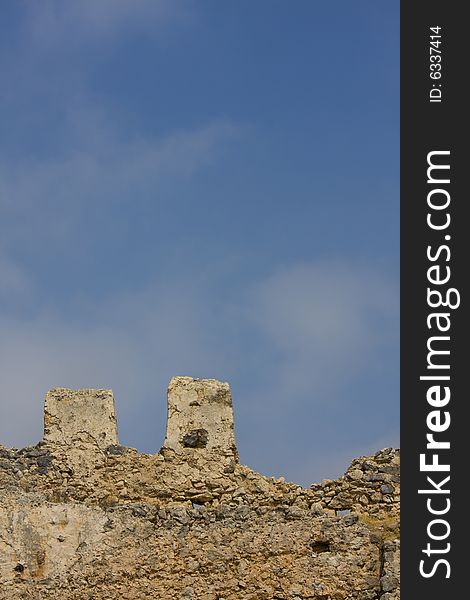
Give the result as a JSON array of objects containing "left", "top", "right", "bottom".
[{"left": 0, "top": 377, "right": 399, "bottom": 600}]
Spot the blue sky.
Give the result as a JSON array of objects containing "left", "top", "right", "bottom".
[{"left": 0, "top": 1, "right": 399, "bottom": 485}]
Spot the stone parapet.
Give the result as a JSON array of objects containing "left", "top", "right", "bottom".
[
  {"left": 163, "top": 376, "right": 238, "bottom": 459},
  {"left": 44, "top": 388, "right": 118, "bottom": 449}
]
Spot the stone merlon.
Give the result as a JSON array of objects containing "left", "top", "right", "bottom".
[
  {"left": 44, "top": 388, "right": 118, "bottom": 449},
  {"left": 163, "top": 376, "right": 238, "bottom": 459}
]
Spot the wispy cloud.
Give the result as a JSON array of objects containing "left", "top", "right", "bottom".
[
  {"left": 23, "top": 0, "right": 187, "bottom": 44},
  {"left": 0, "top": 258, "right": 30, "bottom": 298},
  {"left": 0, "top": 115, "right": 239, "bottom": 247},
  {"left": 244, "top": 260, "right": 398, "bottom": 405},
  {"left": 0, "top": 1, "right": 191, "bottom": 145}
]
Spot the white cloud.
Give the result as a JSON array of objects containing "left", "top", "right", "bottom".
[
  {"left": 0, "top": 115, "right": 239, "bottom": 246},
  {"left": 0, "top": 1, "right": 191, "bottom": 139},
  {"left": 244, "top": 260, "right": 398, "bottom": 405},
  {"left": 0, "top": 257, "right": 30, "bottom": 297},
  {"left": 24, "top": 0, "right": 186, "bottom": 45}
]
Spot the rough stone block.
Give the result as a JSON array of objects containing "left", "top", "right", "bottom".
[
  {"left": 164, "top": 376, "right": 237, "bottom": 457},
  {"left": 44, "top": 388, "right": 118, "bottom": 449}
]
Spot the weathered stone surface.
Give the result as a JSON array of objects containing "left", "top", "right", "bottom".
[
  {"left": 0, "top": 378, "right": 400, "bottom": 599},
  {"left": 44, "top": 388, "right": 118, "bottom": 449},
  {"left": 380, "top": 540, "right": 400, "bottom": 599},
  {"left": 163, "top": 377, "right": 237, "bottom": 459}
]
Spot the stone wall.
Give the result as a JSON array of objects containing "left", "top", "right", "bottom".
[{"left": 0, "top": 377, "right": 399, "bottom": 599}]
